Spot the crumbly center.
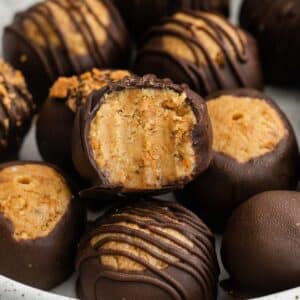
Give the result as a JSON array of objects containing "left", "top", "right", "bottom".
[
  {"left": 145, "top": 12, "right": 245, "bottom": 66},
  {"left": 0, "top": 164, "right": 71, "bottom": 240},
  {"left": 23, "top": 0, "right": 109, "bottom": 55},
  {"left": 207, "top": 95, "right": 286, "bottom": 163},
  {"left": 91, "top": 213, "right": 193, "bottom": 271},
  {"left": 89, "top": 88, "right": 197, "bottom": 189}
]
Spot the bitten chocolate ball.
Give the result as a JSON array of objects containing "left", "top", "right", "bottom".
[
  {"left": 72, "top": 75, "right": 212, "bottom": 195},
  {"left": 76, "top": 200, "right": 219, "bottom": 300},
  {"left": 37, "top": 69, "right": 131, "bottom": 171},
  {"left": 134, "top": 12, "right": 263, "bottom": 96},
  {"left": 175, "top": 89, "right": 299, "bottom": 231},
  {"left": 0, "top": 161, "right": 86, "bottom": 290},
  {"left": 221, "top": 191, "right": 300, "bottom": 296},
  {"left": 0, "top": 59, "right": 34, "bottom": 161},
  {"left": 113, "top": 0, "right": 229, "bottom": 38},
  {"left": 3, "top": 0, "right": 130, "bottom": 106},
  {"left": 240, "top": 0, "right": 300, "bottom": 84}
]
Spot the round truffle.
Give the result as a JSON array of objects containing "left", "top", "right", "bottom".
[
  {"left": 113, "top": 0, "right": 229, "bottom": 38},
  {"left": 37, "top": 68, "right": 131, "bottom": 171},
  {"left": 0, "top": 161, "right": 86, "bottom": 289},
  {"left": 134, "top": 11, "right": 263, "bottom": 96},
  {"left": 240, "top": 0, "right": 300, "bottom": 84},
  {"left": 3, "top": 0, "right": 130, "bottom": 106},
  {"left": 72, "top": 75, "right": 212, "bottom": 195},
  {"left": 76, "top": 200, "right": 219, "bottom": 300},
  {"left": 221, "top": 191, "right": 300, "bottom": 296},
  {"left": 175, "top": 89, "right": 299, "bottom": 231},
  {"left": 0, "top": 59, "right": 34, "bottom": 161}
]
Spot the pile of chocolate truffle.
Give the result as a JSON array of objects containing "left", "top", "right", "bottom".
[{"left": 0, "top": 0, "right": 298, "bottom": 299}]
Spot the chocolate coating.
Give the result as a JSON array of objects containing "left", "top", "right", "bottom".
[
  {"left": 0, "top": 59, "right": 34, "bottom": 161},
  {"left": 113, "top": 0, "right": 229, "bottom": 38},
  {"left": 134, "top": 11, "right": 263, "bottom": 96},
  {"left": 3, "top": 0, "right": 130, "bottom": 106},
  {"left": 175, "top": 89, "right": 299, "bottom": 231},
  {"left": 221, "top": 191, "right": 300, "bottom": 296},
  {"left": 36, "top": 69, "right": 131, "bottom": 171},
  {"left": 76, "top": 200, "right": 219, "bottom": 300},
  {"left": 240, "top": 0, "right": 300, "bottom": 84},
  {"left": 72, "top": 74, "right": 212, "bottom": 195},
  {"left": 0, "top": 161, "right": 86, "bottom": 290}
]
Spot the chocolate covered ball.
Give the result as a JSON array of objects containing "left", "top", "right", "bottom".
[
  {"left": 134, "top": 12, "right": 263, "bottom": 96},
  {"left": 76, "top": 200, "right": 219, "bottom": 300},
  {"left": 0, "top": 59, "right": 34, "bottom": 161},
  {"left": 3, "top": 0, "right": 130, "bottom": 106},
  {"left": 72, "top": 75, "right": 212, "bottom": 195},
  {"left": 113, "top": 0, "right": 229, "bottom": 38},
  {"left": 175, "top": 89, "right": 299, "bottom": 231},
  {"left": 0, "top": 161, "right": 86, "bottom": 289},
  {"left": 37, "top": 69, "right": 131, "bottom": 171},
  {"left": 240, "top": 0, "right": 300, "bottom": 84},
  {"left": 221, "top": 191, "right": 300, "bottom": 296}
]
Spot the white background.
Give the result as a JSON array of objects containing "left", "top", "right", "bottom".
[{"left": 0, "top": 0, "right": 299, "bottom": 299}]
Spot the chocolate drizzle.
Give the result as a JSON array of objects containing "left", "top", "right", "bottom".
[
  {"left": 134, "top": 11, "right": 263, "bottom": 95},
  {"left": 76, "top": 200, "right": 219, "bottom": 300},
  {"left": 3, "top": 0, "right": 130, "bottom": 105}
]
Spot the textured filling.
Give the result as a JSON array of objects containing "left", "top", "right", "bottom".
[
  {"left": 23, "top": 0, "right": 109, "bottom": 54},
  {"left": 91, "top": 211, "right": 193, "bottom": 271},
  {"left": 89, "top": 88, "right": 197, "bottom": 189},
  {"left": 0, "top": 164, "right": 71, "bottom": 240},
  {"left": 49, "top": 69, "right": 130, "bottom": 112},
  {"left": 207, "top": 95, "right": 286, "bottom": 162},
  {"left": 145, "top": 12, "right": 245, "bottom": 66}
]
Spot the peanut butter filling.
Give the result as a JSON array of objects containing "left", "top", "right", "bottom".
[
  {"left": 145, "top": 12, "right": 245, "bottom": 66},
  {"left": 49, "top": 69, "right": 130, "bottom": 112},
  {"left": 91, "top": 212, "right": 193, "bottom": 271},
  {"left": 207, "top": 95, "right": 286, "bottom": 163},
  {"left": 89, "top": 89, "right": 197, "bottom": 189},
  {"left": 0, "top": 164, "right": 71, "bottom": 240},
  {"left": 23, "top": 0, "right": 109, "bottom": 55}
]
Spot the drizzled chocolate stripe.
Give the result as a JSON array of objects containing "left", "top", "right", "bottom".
[
  {"left": 4, "top": 0, "right": 128, "bottom": 88},
  {"left": 136, "top": 11, "right": 252, "bottom": 95},
  {"left": 76, "top": 200, "right": 219, "bottom": 300}
]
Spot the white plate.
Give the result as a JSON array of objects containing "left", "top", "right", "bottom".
[{"left": 0, "top": 0, "right": 299, "bottom": 299}]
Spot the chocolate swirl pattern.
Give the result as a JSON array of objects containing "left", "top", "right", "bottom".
[
  {"left": 3, "top": 0, "right": 130, "bottom": 105},
  {"left": 134, "top": 11, "right": 263, "bottom": 96},
  {"left": 113, "top": 0, "right": 229, "bottom": 37},
  {"left": 0, "top": 59, "right": 34, "bottom": 161},
  {"left": 76, "top": 200, "right": 219, "bottom": 300}
]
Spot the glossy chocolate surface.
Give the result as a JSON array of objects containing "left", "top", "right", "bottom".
[
  {"left": 76, "top": 200, "right": 219, "bottom": 300},
  {"left": 175, "top": 89, "right": 299, "bottom": 231}
]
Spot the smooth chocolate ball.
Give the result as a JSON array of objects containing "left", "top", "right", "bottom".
[
  {"left": 0, "top": 161, "right": 86, "bottom": 290},
  {"left": 113, "top": 0, "right": 229, "bottom": 38},
  {"left": 3, "top": 0, "right": 130, "bottom": 106},
  {"left": 240, "top": 0, "right": 300, "bottom": 84},
  {"left": 221, "top": 191, "right": 300, "bottom": 296},
  {"left": 175, "top": 89, "right": 299, "bottom": 231},
  {"left": 0, "top": 59, "right": 34, "bottom": 161},
  {"left": 72, "top": 75, "right": 212, "bottom": 195},
  {"left": 134, "top": 11, "right": 263, "bottom": 96},
  {"left": 76, "top": 200, "right": 219, "bottom": 300},
  {"left": 37, "top": 69, "right": 131, "bottom": 171}
]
